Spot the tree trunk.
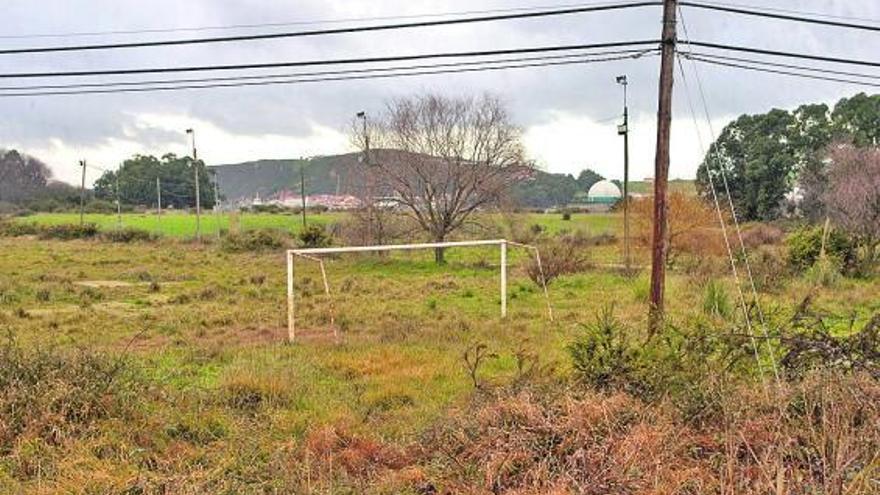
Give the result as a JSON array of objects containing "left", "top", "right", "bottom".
[{"left": 434, "top": 246, "right": 446, "bottom": 265}]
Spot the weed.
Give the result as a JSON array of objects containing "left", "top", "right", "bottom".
[{"left": 702, "top": 280, "right": 731, "bottom": 318}]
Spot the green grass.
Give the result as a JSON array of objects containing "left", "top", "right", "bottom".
[{"left": 16, "top": 211, "right": 620, "bottom": 238}]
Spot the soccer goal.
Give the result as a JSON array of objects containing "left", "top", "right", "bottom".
[{"left": 286, "top": 239, "right": 552, "bottom": 342}]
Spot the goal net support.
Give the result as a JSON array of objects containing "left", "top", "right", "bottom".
[{"left": 286, "top": 239, "right": 552, "bottom": 342}]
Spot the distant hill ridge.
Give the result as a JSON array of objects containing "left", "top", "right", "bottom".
[{"left": 212, "top": 153, "right": 693, "bottom": 208}]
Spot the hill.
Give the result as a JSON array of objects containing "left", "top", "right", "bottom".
[{"left": 211, "top": 154, "right": 693, "bottom": 208}]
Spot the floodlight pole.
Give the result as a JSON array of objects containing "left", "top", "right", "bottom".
[
  {"left": 78, "top": 160, "right": 86, "bottom": 227},
  {"left": 187, "top": 128, "right": 201, "bottom": 241}
]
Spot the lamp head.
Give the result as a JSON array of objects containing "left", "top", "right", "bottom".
[
  {"left": 356, "top": 111, "right": 366, "bottom": 119},
  {"left": 185, "top": 128, "right": 194, "bottom": 134},
  {"left": 616, "top": 75, "right": 628, "bottom": 85}
]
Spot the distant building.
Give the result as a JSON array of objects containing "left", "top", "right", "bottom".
[{"left": 587, "top": 180, "right": 622, "bottom": 204}]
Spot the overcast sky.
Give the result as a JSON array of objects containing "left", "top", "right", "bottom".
[{"left": 2, "top": 0, "right": 878, "bottom": 187}]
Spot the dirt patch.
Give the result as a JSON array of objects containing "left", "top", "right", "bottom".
[{"left": 75, "top": 280, "right": 134, "bottom": 288}]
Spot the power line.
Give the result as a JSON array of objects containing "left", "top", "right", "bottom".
[
  {"left": 681, "top": 1, "right": 880, "bottom": 33},
  {"left": 0, "top": 51, "right": 657, "bottom": 98},
  {"left": 0, "top": 2, "right": 661, "bottom": 55},
  {"left": 682, "top": 51, "right": 880, "bottom": 80},
  {"left": 0, "top": 1, "right": 654, "bottom": 40},
  {"left": 0, "top": 40, "right": 660, "bottom": 79},
  {"left": 684, "top": 54, "right": 880, "bottom": 88},
  {"left": 686, "top": 41, "right": 880, "bottom": 68},
  {"left": 0, "top": 48, "right": 655, "bottom": 92},
  {"left": 693, "top": 0, "right": 880, "bottom": 25}
]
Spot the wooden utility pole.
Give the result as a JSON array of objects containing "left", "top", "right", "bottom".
[
  {"left": 649, "top": 0, "right": 677, "bottom": 333},
  {"left": 78, "top": 160, "right": 87, "bottom": 226}
]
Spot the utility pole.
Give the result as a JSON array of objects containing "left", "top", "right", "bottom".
[
  {"left": 213, "top": 173, "right": 221, "bottom": 239},
  {"left": 187, "top": 128, "right": 201, "bottom": 241},
  {"left": 300, "top": 165, "right": 307, "bottom": 228},
  {"left": 649, "top": 0, "right": 677, "bottom": 334},
  {"left": 156, "top": 176, "right": 162, "bottom": 233},
  {"left": 115, "top": 172, "right": 122, "bottom": 230},
  {"left": 78, "top": 160, "right": 87, "bottom": 226},
  {"left": 616, "top": 75, "right": 631, "bottom": 272}
]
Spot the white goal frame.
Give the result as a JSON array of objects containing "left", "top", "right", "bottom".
[{"left": 286, "top": 239, "right": 551, "bottom": 342}]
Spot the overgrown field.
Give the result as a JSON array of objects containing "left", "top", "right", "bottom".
[{"left": 0, "top": 213, "right": 878, "bottom": 493}]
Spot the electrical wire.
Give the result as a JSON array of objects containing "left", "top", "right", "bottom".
[
  {"left": 692, "top": 0, "right": 880, "bottom": 24},
  {"left": 0, "top": 0, "right": 653, "bottom": 40},
  {"left": 683, "top": 54, "right": 880, "bottom": 88},
  {"left": 0, "top": 50, "right": 656, "bottom": 97},
  {"left": 680, "top": 1, "right": 880, "bottom": 33},
  {"left": 681, "top": 51, "right": 880, "bottom": 80},
  {"left": 0, "top": 2, "right": 661, "bottom": 55},
  {"left": 0, "top": 48, "right": 655, "bottom": 92},
  {"left": 685, "top": 41, "right": 880, "bottom": 68},
  {"left": 0, "top": 40, "right": 659, "bottom": 79},
  {"left": 678, "top": 7, "right": 781, "bottom": 384}
]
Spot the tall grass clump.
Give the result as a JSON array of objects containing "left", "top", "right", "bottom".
[
  {"left": 702, "top": 279, "right": 731, "bottom": 318},
  {"left": 0, "top": 338, "right": 145, "bottom": 452},
  {"left": 222, "top": 228, "right": 289, "bottom": 252}
]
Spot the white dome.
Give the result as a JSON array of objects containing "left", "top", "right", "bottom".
[{"left": 587, "top": 180, "right": 621, "bottom": 200}]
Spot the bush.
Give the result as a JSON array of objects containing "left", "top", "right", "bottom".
[
  {"left": 0, "top": 221, "right": 40, "bottom": 237},
  {"left": 221, "top": 228, "right": 289, "bottom": 252},
  {"left": 526, "top": 235, "right": 589, "bottom": 286},
  {"left": 568, "top": 306, "right": 640, "bottom": 392},
  {"left": 740, "top": 223, "right": 784, "bottom": 248},
  {"left": 37, "top": 223, "right": 99, "bottom": 240},
  {"left": 785, "top": 225, "right": 856, "bottom": 273},
  {"left": 298, "top": 223, "right": 332, "bottom": 248},
  {"left": 82, "top": 199, "right": 117, "bottom": 214},
  {"left": 100, "top": 227, "right": 158, "bottom": 243}
]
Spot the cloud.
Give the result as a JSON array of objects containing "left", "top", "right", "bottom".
[{"left": 1, "top": 0, "right": 877, "bottom": 184}]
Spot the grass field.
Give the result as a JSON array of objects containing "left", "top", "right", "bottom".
[
  {"left": 0, "top": 219, "right": 878, "bottom": 492},
  {"left": 15, "top": 211, "right": 620, "bottom": 238}
]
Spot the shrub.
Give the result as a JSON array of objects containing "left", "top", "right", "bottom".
[
  {"left": 297, "top": 223, "right": 332, "bottom": 248},
  {"left": 740, "top": 223, "right": 784, "bottom": 248},
  {"left": 0, "top": 221, "right": 39, "bottom": 237},
  {"left": 82, "top": 199, "right": 117, "bottom": 214},
  {"left": 744, "top": 245, "right": 789, "bottom": 292},
  {"left": 785, "top": 225, "right": 856, "bottom": 273},
  {"left": 37, "top": 223, "right": 99, "bottom": 240},
  {"left": 568, "top": 306, "right": 640, "bottom": 392},
  {"left": 100, "top": 227, "right": 158, "bottom": 243},
  {"left": 221, "top": 228, "right": 289, "bottom": 252},
  {"left": 525, "top": 235, "right": 589, "bottom": 286}
]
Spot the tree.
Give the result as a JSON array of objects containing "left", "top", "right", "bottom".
[
  {"left": 0, "top": 149, "right": 51, "bottom": 204},
  {"left": 696, "top": 93, "right": 880, "bottom": 221},
  {"left": 357, "top": 93, "right": 530, "bottom": 263},
  {"left": 823, "top": 144, "right": 880, "bottom": 271},
  {"left": 95, "top": 153, "right": 215, "bottom": 209},
  {"left": 576, "top": 168, "right": 605, "bottom": 192}
]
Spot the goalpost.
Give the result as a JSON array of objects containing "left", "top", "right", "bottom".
[{"left": 286, "top": 239, "right": 552, "bottom": 342}]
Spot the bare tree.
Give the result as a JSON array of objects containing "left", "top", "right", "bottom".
[
  {"left": 824, "top": 143, "right": 880, "bottom": 271},
  {"left": 354, "top": 93, "right": 530, "bottom": 263}
]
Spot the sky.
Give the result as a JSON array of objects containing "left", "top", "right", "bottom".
[{"left": 1, "top": 0, "right": 878, "bottom": 187}]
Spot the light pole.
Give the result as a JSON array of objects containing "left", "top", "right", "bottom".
[
  {"left": 616, "top": 75, "right": 631, "bottom": 272},
  {"left": 356, "top": 111, "right": 369, "bottom": 165},
  {"left": 186, "top": 128, "right": 201, "bottom": 241}
]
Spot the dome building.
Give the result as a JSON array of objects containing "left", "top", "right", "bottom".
[{"left": 586, "top": 180, "right": 622, "bottom": 205}]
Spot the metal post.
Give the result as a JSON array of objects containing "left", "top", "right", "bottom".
[
  {"left": 187, "top": 128, "right": 201, "bottom": 241},
  {"left": 213, "top": 173, "right": 221, "bottom": 239},
  {"left": 649, "top": 0, "right": 678, "bottom": 333},
  {"left": 617, "top": 75, "right": 631, "bottom": 272},
  {"left": 300, "top": 165, "right": 307, "bottom": 228},
  {"left": 500, "top": 240, "right": 508, "bottom": 318}
]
